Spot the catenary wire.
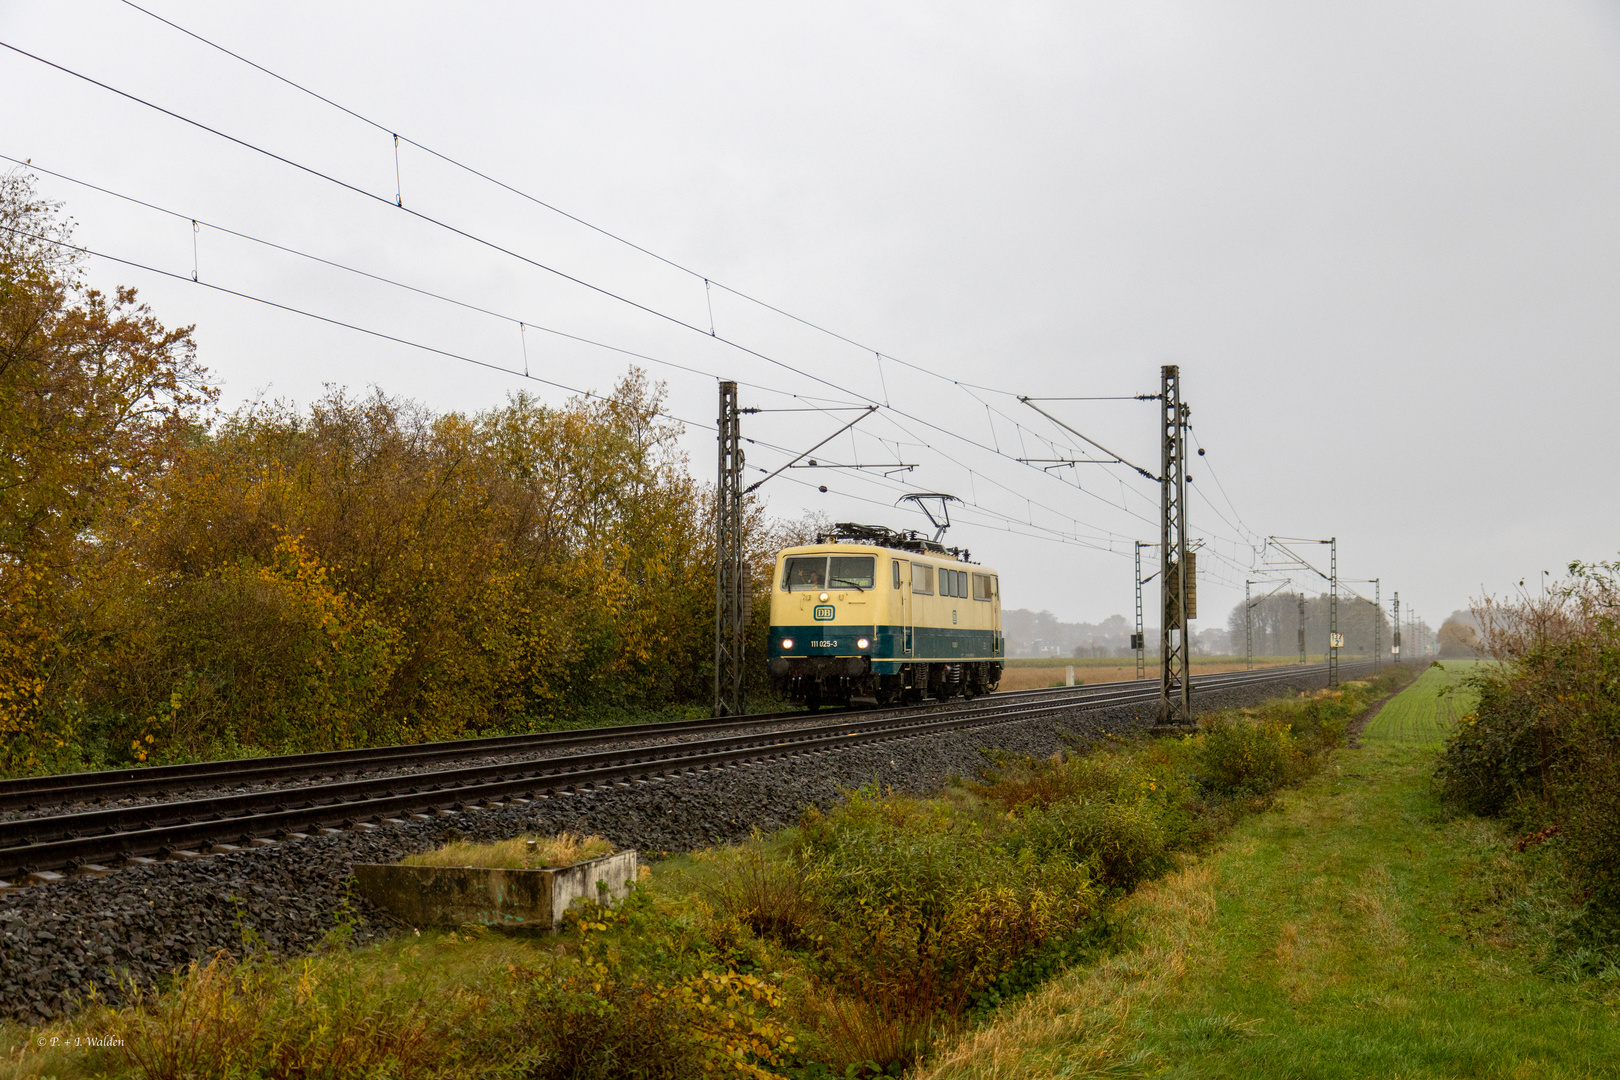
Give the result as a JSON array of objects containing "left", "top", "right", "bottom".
[
  {"left": 111, "top": 0, "right": 1034, "bottom": 401},
  {"left": 3, "top": 217, "right": 1134, "bottom": 558},
  {"left": 0, "top": 222, "right": 720, "bottom": 434},
  {"left": 0, "top": 152, "right": 869, "bottom": 414},
  {"left": 0, "top": 46, "right": 1166, "bottom": 543},
  {"left": 5, "top": 36, "right": 1313, "bottom": 589},
  {"left": 1, "top": 150, "right": 1155, "bottom": 549}
]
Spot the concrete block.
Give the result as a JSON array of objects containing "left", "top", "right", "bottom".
[
  {"left": 27, "top": 870, "right": 65, "bottom": 885},
  {"left": 352, "top": 849, "right": 637, "bottom": 931}
]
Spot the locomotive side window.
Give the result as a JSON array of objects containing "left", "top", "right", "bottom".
[
  {"left": 783, "top": 556, "right": 827, "bottom": 591},
  {"left": 912, "top": 563, "right": 934, "bottom": 594},
  {"left": 973, "top": 573, "right": 995, "bottom": 601},
  {"left": 828, "top": 555, "right": 876, "bottom": 590},
  {"left": 892, "top": 560, "right": 904, "bottom": 588},
  {"left": 952, "top": 569, "right": 965, "bottom": 597}
]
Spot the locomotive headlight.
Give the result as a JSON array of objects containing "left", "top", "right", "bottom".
[
  {"left": 819, "top": 592, "right": 829, "bottom": 602},
  {"left": 781, "top": 637, "right": 794, "bottom": 650},
  {"left": 857, "top": 637, "right": 870, "bottom": 649}
]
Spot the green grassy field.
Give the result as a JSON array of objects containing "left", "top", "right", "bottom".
[
  {"left": 1361, "top": 660, "right": 1482, "bottom": 746},
  {"left": 922, "top": 672, "right": 1620, "bottom": 1079}
]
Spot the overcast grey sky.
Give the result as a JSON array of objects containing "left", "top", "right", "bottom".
[{"left": 4, "top": 1, "right": 1618, "bottom": 633}]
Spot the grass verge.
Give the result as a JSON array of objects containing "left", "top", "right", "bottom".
[{"left": 918, "top": 665, "right": 1620, "bottom": 1079}]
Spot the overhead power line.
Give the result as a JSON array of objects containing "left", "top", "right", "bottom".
[
  {"left": 0, "top": 40, "right": 1168, "bottom": 543},
  {"left": 6, "top": 21, "right": 1298, "bottom": 579},
  {"left": 0, "top": 152, "right": 867, "bottom": 414},
  {"left": 111, "top": 0, "right": 1029, "bottom": 401},
  {"left": 5, "top": 146, "right": 1161, "bottom": 551},
  {"left": 0, "top": 214, "right": 1135, "bottom": 558},
  {"left": 0, "top": 221, "right": 719, "bottom": 433}
]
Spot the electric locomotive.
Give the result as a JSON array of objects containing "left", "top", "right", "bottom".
[{"left": 767, "top": 523, "right": 1003, "bottom": 709}]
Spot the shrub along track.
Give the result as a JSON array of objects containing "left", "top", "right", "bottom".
[{"left": 0, "top": 661, "right": 1368, "bottom": 1024}]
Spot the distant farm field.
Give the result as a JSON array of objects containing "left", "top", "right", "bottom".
[
  {"left": 1361, "top": 660, "right": 1483, "bottom": 745},
  {"left": 996, "top": 655, "right": 1326, "bottom": 692}
]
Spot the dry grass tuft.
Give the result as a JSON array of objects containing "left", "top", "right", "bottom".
[
  {"left": 696, "top": 843, "right": 820, "bottom": 947},
  {"left": 401, "top": 831, "right": 613, "bottom": 870},
  {"left": 799, "top": 985, "right": 941, "bottom": 1074}
]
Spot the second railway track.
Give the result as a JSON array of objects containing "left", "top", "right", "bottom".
[{"left": 0, "top": 662, "right": 1366, "bottom": 883}]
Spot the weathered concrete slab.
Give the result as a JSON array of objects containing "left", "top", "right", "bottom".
[{"left": 352, "top": 850, "right": 637, "bottom": 930}]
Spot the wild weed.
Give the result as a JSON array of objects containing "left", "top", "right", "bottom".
[{"left": 400, "top": 831, "right": 614, "bottom": 869}]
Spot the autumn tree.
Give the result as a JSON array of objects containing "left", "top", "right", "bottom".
[{"left": 0, "top": 170, "right": 214, "bottom": 769}]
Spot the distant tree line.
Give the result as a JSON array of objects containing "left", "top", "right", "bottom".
[{"left": 1222, "top": 591, "right": 1393, "bottom": 658}]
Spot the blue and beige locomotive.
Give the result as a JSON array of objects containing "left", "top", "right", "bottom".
[{"left": 767, "top": 523, "right": 1003, "bottom": 709}]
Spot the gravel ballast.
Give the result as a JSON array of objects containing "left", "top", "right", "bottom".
[{"left": 0, "top": 672, "right": 1327, "bottom": 1024}]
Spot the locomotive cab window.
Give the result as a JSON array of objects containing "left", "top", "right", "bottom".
[
  {"left": 783, "top": 556, "right": 827, "bottom": 591},
  {"left": 828, "top": 555, "right": 875, "bottom": 591},
  {"left": 973, "top": 573, "right": 996, "bottom": 601},
  {"left": 892, "top": 560, "right": 905, "bottom": 588},
  {"left": 912, "top": 563, "right": 934, "bottom": 595}
]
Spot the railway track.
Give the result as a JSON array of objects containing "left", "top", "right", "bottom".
[
  {"left": 0, "top": 677, "right": 1168, "bottom": 814},
  {"left": 0, "top": 662, "right": 1371, "bottom": 884}
]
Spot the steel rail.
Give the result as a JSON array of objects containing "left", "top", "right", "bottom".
[
  {"left": 0, "top": 662, "right": 1369, "bottom": 879},
  {"left": 0, "top": 671, "right": 1265, "bottom": 812}
]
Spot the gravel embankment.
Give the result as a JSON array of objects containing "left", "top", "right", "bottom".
[{"left": 0, "top": 672, "right": 1321, "bottom": 1024}]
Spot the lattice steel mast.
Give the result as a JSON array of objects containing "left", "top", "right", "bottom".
[
  {"left": 1159, "top": 365, "right": 1191, "bottom": 725},
  {"left": 1373, "top": 578, "right": 1381, "bottom": 671},
  {"left": 1392, "top": 591, "right": 1401, "bottom": 663},
  {"left": 1135, "top": 541, "right": 1146, "bottom": 680},
  {"left": 1245, "top": 579, "right": 1254, "bottom": 671},
  {"left": 1298, "top": 592, "right": 1307, "bottom": 665},
  {"left": 1328, "top": 537, "right": 1339, "bottom": 688},
  {"left": 713, "top": 381, "right": 747, "bottom": 716}
]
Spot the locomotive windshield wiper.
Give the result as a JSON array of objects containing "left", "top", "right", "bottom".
[{"left": 830, "top": 577, "right": 868, "bottom": 592}]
